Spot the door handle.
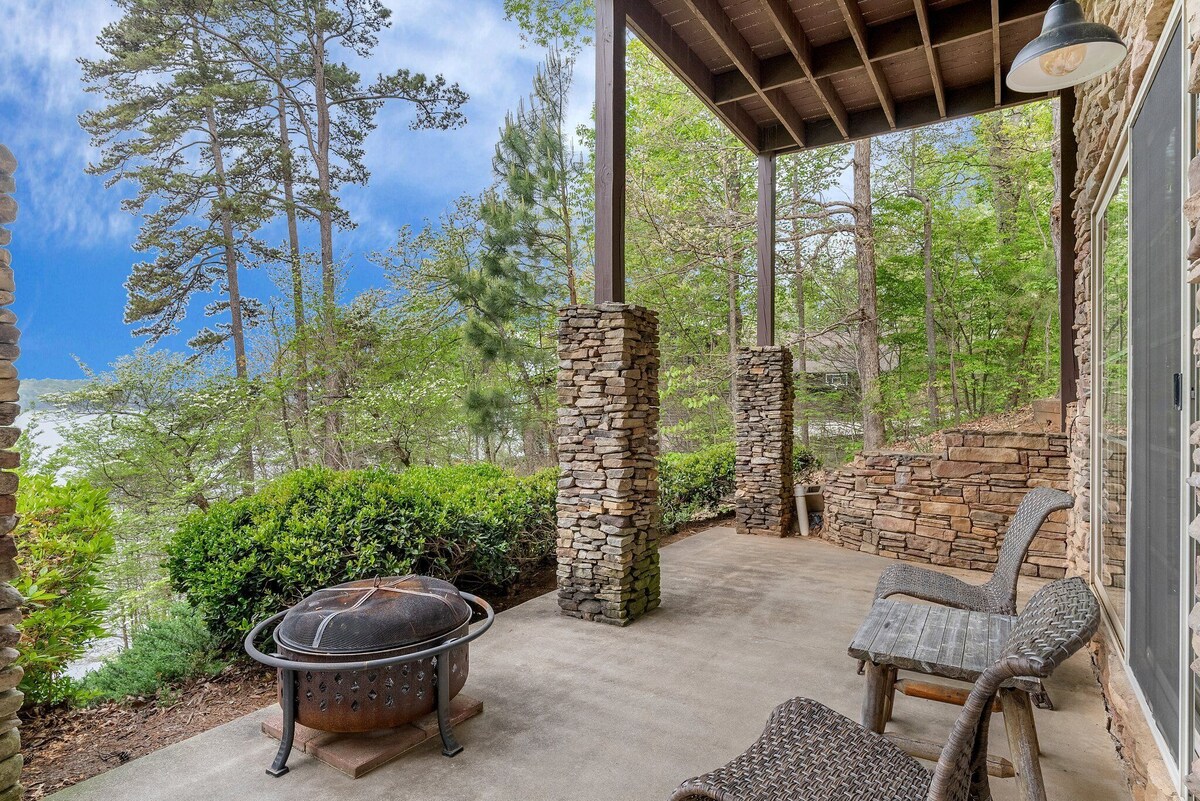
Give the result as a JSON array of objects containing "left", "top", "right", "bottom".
[{"left": 1174, "top": 372, "right": 1183, "bottom": 410}]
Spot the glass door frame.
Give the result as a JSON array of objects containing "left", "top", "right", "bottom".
[{"left": 1088, "top": 1, "right": 1194, "bottom": 789}]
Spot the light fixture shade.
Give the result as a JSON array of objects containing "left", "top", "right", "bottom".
[{"left": 1007, "top": 0, "right": 1127, "bottom": 93}]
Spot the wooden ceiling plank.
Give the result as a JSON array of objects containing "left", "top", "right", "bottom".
[
  {"left": 759, "top": 0, "right": 850, "bottom": 137},
  {"left": 913, "top": 0, "right": 946, "bottom": 117},
  {"left": 760, "top": 77, "right": 1045, "bottom": 153},
  {"left": 680, "top": 0, "right": 807, "bottom": 147},
  {"left": 833, "top": 0, "right": 897, "bottom": 128},
  {"left": 990, "top": 0, "right": 1002, "bottom": 105},
  {"left": 627, "top": 0, "right": 762, "bottom": 151},
  {"left": 713, "top": 0, "right": 1045, "bottom": 105}
]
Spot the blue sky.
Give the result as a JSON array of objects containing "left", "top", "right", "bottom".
[{"left": 0, "top": 0, "right": 593, "bottom": 379}]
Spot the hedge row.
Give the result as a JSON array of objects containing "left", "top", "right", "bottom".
[{"left": 169, "top": 445, "right": 819, "bottom": 645}]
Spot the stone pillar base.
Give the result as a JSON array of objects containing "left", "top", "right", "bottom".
[
  {"left": 735, "top": 347, "right": 795, "bottom": 537},
  {"left": 555, "top": 303, "right": 661, "bottom": 625}
]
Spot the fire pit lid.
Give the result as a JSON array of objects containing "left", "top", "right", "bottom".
[{"left": 275, "top": 575, "right": 472, "bottom": 656}]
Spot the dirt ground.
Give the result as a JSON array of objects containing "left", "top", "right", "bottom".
[{"left": 19, "top": 515, "right": 725, "bottom": 799}]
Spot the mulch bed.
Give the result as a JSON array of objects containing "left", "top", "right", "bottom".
[
  {"left": 21, "top": 662, "right": 276, "bottom": 799},
  {"left": 20, "top": 513, "right": 730, "bottom": 798}
]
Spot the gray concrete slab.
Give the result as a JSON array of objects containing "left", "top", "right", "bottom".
[{"left": 51, "top": 529, "right": 1129, "bottom": 801}]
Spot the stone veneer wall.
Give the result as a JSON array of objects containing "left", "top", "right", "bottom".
[
  {"left": 822, "top": 430, "right": 1070, "bottom": 577},
  {"left": 733, "top": 347, "right": 794, "bottom": 537},
  {"left": 0, "top": 145, "right": 22, "bottom": 800},
  {"left": 555, "top": 303, "right": 661, "bottom": 625},
  {"left": 1070, "top": 2, "right": 1179, "bottom": 798}
]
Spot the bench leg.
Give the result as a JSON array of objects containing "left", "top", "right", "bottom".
[
  {"left": 1000, "top": 687, "right": 1047, "bottom": 801},
  {"left": 882, "top": 666, "right": 898, "bottom": 723},
  {"left": 861, "top": 662, "right": 890, "bottom": 734}
]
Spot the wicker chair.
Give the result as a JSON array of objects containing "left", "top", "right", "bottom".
[
  {"left": 669, "top": 577, "right": 1099, "bottom": 801},
  {"left": 873, "top": 487, "right": 1073, "bottom": 616}
]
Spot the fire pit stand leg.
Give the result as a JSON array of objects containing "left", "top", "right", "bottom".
[
  {"left": 435, "top": 656, "right": 463, "bottom": 757},
  {"left": 268, "top": 668, "right": 298, "bottom": 777}
]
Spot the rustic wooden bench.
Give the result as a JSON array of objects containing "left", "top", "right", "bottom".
[{"left": 848, "top": 598, "right": 1049, "bottom": 801}]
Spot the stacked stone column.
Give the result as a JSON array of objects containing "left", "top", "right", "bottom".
[
  {"left": 555, "top": 303, "right": 660, "bottom": 625},
  {"left": 0, "top": 145, "right": 22, "bottom": 801},
  {"left": 734, "top": 347, "right": 794, "bottom": 537}
]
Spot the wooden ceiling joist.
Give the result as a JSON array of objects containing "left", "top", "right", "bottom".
[
  {"left": 625, "top": 0, "right": 761, "bottom": 150},
  {"left": 679, "top": 0, "right": 807, "bottom": 148},
  {"left": 759, "top": 0, "right": 850, "bottom": 138},
  {"left": 626, "top": 0, "right": 1050, "bottom": 156},
  {"left": 833, "top": 0, "right": 897, "bottom": 128},
  {"left": 712, "top": 0, "right": 1045, "bottom": 107},
  {"left": 759, "top": 77, "right": 1037, "bottom": 153},
  {"left": 913, "top": 0, "right": 946, "bottom": 117}
]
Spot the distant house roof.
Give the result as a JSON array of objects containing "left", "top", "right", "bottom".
[{"left": 799, "top": 329, "right": 898, "bottom": 375}]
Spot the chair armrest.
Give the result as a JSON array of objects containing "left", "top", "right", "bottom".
[{"left": 874, "top": 562, "right": 989, "bottom": 612}]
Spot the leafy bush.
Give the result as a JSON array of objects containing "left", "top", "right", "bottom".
[
  {"left": 15, "top": 474, "right": 115, "bottom": 706},
  {"left": 168, "top": 464, "right": 556, "bottom": 646},
  {"left": 658, "top": 442, "right": 821, "bottom": 531},
  {"left": 793, "top": 446, "right": 821, "bottom": 484},
  {"left": 659, "top": 443, "right": 736, "bottom": 531},
  {"left": 80, "top": 604, "right": 225, "bottom": 703}
]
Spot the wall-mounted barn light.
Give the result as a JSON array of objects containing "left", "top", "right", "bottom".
[{"left": 1007, "top": 0, "right": 1127, "bottom": 93}]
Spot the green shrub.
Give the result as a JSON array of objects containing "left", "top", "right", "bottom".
[
  {"left": 659, "top": 443, "right": 736, "bottom": 531},
  {"left": 793, "top": 446, "right": 821, "bottom": 484},
  {"left": 15, "top": 474, "right": 115, "bottom": 706},
  {"left": 80, "top": 604, "right": 224, "bottom": 703},
  {"left": 658, "top": 441, "right": 821, "bottom": 532},
  {"left": 167, "top": 464, "right": 556, "bottom": 646}
]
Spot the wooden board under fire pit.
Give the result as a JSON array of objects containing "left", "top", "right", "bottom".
[{"left": 262, "top": 694, "right": 483, "bottom": 778}]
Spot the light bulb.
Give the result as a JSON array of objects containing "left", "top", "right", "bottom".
[{"left": 1039, "top": 43, "right": 1088, "bottom": 77}]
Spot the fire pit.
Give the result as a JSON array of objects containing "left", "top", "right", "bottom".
[{"left": 245, "top": 575, "right": 494, "bottom": 777}]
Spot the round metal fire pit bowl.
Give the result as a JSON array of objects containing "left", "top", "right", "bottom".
[
  {"left": 273, "top": 576, "right": 472, "bottom": 733},
  {"left": 245, "top": 576, "right": 494, "bottom": 777}
]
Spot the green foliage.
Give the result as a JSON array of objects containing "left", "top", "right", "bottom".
[
  {"left": 15, "top": 475, "right": 115, "bottom": 707},
  {"left": 80, "top": 605, "right": 225, "bottom": 703},
  {"left": 659, "top": 444, "right": 736, "bottom": 532},
  {"left": 658, "top": 443, "right": 821, "bottom": 531},
  {"left": 167, "top": 464, "right": 557, "bottom": 646}
]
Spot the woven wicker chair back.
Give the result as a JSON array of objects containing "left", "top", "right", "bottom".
[
  {"left": 927, "top": 577, "right": 1100, "bottom": 801},
  {"left": 982, "top": 488, "right": 1073, "bottom": 614}
]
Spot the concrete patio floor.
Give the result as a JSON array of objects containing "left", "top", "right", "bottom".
[{"left": 52, "top": 527, "right": 1129, "bottom": 801}]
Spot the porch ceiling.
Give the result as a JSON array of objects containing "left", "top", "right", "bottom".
[{"left": 628, "top": 0, "right": 1055, "bottom": 153}]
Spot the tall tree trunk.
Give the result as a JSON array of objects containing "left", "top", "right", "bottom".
[
  {"left": 917, "top": 195, "right": 939, "bottom": 427},
  {"left": 203, "top": 101, "right": 254, "bottom": 486},
  {"left": 853, "top": 139, "right": 885, "bottom": 451},
  {"left": 276, "top": 50, "right": 310, "bottom": 431},
  {"left": 790, "top": 176, "right": 809, "bottom": 446},
  {"left": 311, "top": 25, "right": 344, "bottom": 468}
]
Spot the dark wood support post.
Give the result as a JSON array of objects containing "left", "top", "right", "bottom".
[
  {"left": 595, "top": 0, "right": 627, "bottom": 304},
  {"left": 757, "top": 152, "right": 776, "bottom": 346},
  {"left": 1058, "top": 88, "right": 1078, "bottom": 431}
]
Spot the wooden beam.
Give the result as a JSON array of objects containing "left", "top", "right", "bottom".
[
  {"left": 885, "top": 734, "right": 1016, "bottom": 778},
  {"left": 680, "top": 0, "right": 806, "bottom": 147},
  {"left": 759, "top": 77, "right": 1047, "bottom": 153},
  {"left": 1059, "top": 88, "right": 1078, "bottom": 427},
  {"left": 595, "top": 0, "right": 626, "bottom": 304},
  {"left": 757, "top": 153, "right": 776, "bottom": 347},
  {"left": 759, "top": 0, "right": 850, "bottom": 138},
  {"left": 912, "top": 0, "right": 946, "bottom": 117},
  {"left": 991, "top": 0, "right": 1003, "bottom": 104},
  {"left": 713, "top": 0, "right": 1046, "bottom": 105},
  {"left": 834, "top": 0, "right": 896, "bottom": 127},
  {"left": 626, "top": 0, "right": 760, "bottom": 151}
]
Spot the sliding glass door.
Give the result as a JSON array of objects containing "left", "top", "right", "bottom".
[{"left": 1127, "top": 21, "right": 1184, "bottom": 761}]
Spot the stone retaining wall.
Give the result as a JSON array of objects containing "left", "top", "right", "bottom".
[
  {"left": 822, "top": 429, "right": 1070, "bottom": 578},
  {"left": 733, "top": 347, "right": 794, "bottom": 537},
  {"left": 555, "top": 303, "right": 661, "bottom": 625},
  {"left": 0, "top": 144, "right": 22, "bottom": 800}
]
